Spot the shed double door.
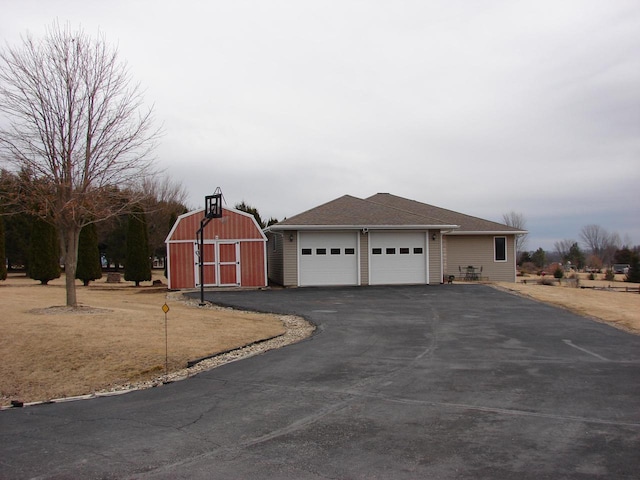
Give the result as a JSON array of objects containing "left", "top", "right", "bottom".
[{"left": 195, "top": 241, "right": 241, "bottom": 287}]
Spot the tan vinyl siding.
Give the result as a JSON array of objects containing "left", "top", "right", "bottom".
[
  {"left": 283, "top": 232, "right": 298, "bottom": 286},
  {"left": 266, "top": 232, "right": 284, "bottom": 285},
  {"left": 428, "top": 229, "right": 442, "bottom": 284},
  {"left": 360, "top": 231, "right": 369, "bottom": 285},
  {"left": 445, "top": 235, "right": 517, "bottom": 282},
  {"left": 442, "top": 235, "right": 449, "bottom": 279}
]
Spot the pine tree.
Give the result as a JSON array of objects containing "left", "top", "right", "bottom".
[
  {"left": 235, "top": 201, "right": 265, "bottom": 228},
  {"left": 76, "top": 223, "right": 102, "bottom": 286},
  {"left": 28, "top": 218, "right": 61, "bottom": 285},
  {"left": 531, "top": 248, "right": 546, "bottom": 269},
  {"left": 124, "top": 206, "right": 151, "bottom": 286},
  {"left": 0, "top": 213, "right": 7, "bottom": 281},
  {"left": 625, "top": 253, "right": 640, "bottom": 283},
  {"left": 4, "top": 211, "right": 31, "bottom": 271},
  {"left": 566, "top": 242, "right": 586, "bottom": 269}
]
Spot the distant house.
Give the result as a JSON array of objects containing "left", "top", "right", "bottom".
[
  {"left": 165, "top": 207, "right": 267, "bottom": 289},
  {"left": 265, "top": 193, "right": 525, "bottom": 287}
]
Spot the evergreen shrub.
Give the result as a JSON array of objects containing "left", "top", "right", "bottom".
[
  {"left": 76, "top": 223, "right": 102, "bottom": 286},
  {"left": 124, "top": 206, "right": 151, "bottom": 287},
  {"left": 28, "top": 218, "right": 61, "bottom": 285}
]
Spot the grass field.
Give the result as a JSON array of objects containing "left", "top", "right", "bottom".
[
  {"left": 0, "top": 272, "right": 288, "bottom": 407},
  {"left": 495, "top": 272, "right": 640, "bottom": 334}
]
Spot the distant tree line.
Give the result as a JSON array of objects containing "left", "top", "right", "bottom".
[
  {"left": 515, "top": 220, "right": 639, "bottom": 283},
  {"left": 0, "top": 169, "right": 188, "bottom": 285},
  {"left": 1, "top": 168, "right": 284, "bottom": 287}
]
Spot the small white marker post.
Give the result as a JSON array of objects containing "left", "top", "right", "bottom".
[{"left": 162, "top": 303, "right": 170, "bottom": 381}]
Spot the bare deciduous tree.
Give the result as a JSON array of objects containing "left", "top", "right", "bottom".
[
  {"left": 141, "top": 176, "right": 189, "bottom": 210},
  {"left": 0, "top": 22, "right": 160, "bottom": 306},
  {"left": 580, "top": 225, "right": 609, "bottom": 257},
  {"left": 580, "top": 224, "right": 620, "bottom": 266},
  {"left": 140, "top": 176, "right": 189, "bottom": 263},
  {"left": 554, "top": 239, "right": 576, "bottom": 262},
  {"left": 502, "top": 211, "right": 528, "bottom": 254}
]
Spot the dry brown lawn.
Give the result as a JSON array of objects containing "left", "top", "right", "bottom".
[
  {"left": 494, "top": 273, "right": 640, "bottom": 334},
  {"left": 2, "top": 271, "right": 638, "bottom": 408},
  {"left": 0, "top": 272, "right": 287, "bottom": 407}
]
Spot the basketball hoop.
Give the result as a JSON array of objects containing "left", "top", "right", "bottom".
[{"left": 205, "top": 187, "right": 223, "bottom": 219}]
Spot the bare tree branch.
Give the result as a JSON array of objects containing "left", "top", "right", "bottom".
[
  {"left": 0, "top": 22, "right": 161, "bottom": 306},
  {"left": 554, "top": 239, "right": 575, "bottom": 262},
  {"left": 502, "top": 211, "right": 528, "bottom": 254},
  {"left": 580, "top": 224, "right": 621, "bottom": 266}
]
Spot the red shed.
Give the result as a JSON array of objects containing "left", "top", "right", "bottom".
[{"left": 165, "top": 207, "right": 267, "bottom": 289}]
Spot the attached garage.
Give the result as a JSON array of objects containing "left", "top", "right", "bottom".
[
  {"left": 298, "top": 231, "right": 359, "bottom": 286},
  {"left": 369, "top": 231, "right": 428, "bottom": 285},
  {"left": 165, "top": 207, "right": 267, "bottom": 289},
  {"left": 266, "top": 193, "right": 525, "bottom": 287}
]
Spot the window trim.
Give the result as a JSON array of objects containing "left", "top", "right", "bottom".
[{"left": 494, "top": 236, "right": 507, "bottom": 262}]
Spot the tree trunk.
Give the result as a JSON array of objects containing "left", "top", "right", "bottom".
[{"left": 63, "top": 227, "right": 81, "bottom": 307}]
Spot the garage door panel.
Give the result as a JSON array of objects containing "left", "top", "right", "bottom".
[
  {"left": 370, "top": 232, "right": 427, "bottom": 285},
  {"left": 299, "top": 232, "right": 358, "bottom": 286}
]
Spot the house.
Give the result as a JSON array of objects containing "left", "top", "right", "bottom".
[
  {"left": 265, "top": 193, "right": 526, "bottom": 287},
  {"left": 165, "top": 207, "right": 267, "bottom": 289}
]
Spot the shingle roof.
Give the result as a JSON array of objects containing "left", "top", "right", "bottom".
[
  {"left": 272, "top": 193, "right": 525, "bottom": 234},
  {"left": 274, "top": 195, "right": 457, "bottom": 229},
  {"left": 366, "top": 193, "right": 524, "bottom": 233}
]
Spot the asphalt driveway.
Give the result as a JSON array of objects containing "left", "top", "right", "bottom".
[{"left": 1, "top": 285, "right": 639, "bottom": 479}]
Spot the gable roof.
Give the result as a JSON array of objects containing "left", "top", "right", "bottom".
[
  {"left": 269, "top": 193, "right": 526, "bottom": 234},
  {"left": 366, "top": 193, "right": 526, "bottom": 234},
  {"left": 271, "top": 195, "right": 458, "bottom": 230}
]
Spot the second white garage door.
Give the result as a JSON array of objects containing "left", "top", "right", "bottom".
[
  {"left": 299, "top": 232, "right": 359, "bottom": 286},
  {"left": 369, "top": 231, "right": 427, "bottom": 285}
]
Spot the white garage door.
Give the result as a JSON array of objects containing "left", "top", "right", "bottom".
[
  {"left": 370, "top": 232, "right": 427, "bottom": 285},
  {"left": 299, "top": 232, "right": 358, "bottom": 286}
]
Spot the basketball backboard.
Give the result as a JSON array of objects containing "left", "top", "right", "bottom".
[{"left": 205, "top": 189, "right": 223, "bottom": 219}]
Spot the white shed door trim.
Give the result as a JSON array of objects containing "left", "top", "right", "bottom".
[
  {"left": 369, "top": 231, "right": 428, "bottom": 285},
  {"left": 298, "top": 231, "right": 359, "bottom": 286},
  {"left": 194, "top": 240, "right": 241, "bottom": 287}
]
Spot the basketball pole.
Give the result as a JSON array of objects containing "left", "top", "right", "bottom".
[
  {"left": 197, "top": 217, "right": 211, "bottom": 306},
  {"left": 197, "top": 189, "right": 223, "bottom": 306}
]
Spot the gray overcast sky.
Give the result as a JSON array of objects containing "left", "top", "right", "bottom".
[{"left": 1, "top": 0, "right": 639, "bottom": 251}]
